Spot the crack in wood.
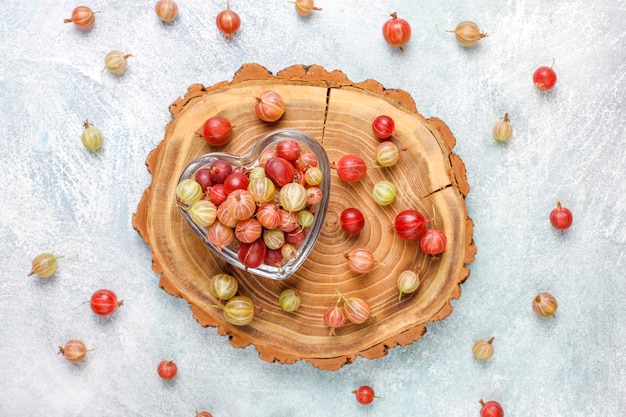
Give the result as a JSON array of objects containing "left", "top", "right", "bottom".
[{"left": 320, "top": 87, "right": 331, "bottom": 145}]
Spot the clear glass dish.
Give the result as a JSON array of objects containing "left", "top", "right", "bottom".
[{"left": 177, "top": 129, "right": 331, "bottom": 280}]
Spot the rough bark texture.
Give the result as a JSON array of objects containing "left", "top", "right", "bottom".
[{"left": 132, "top": 63, "right": 476, "bottom": 370}]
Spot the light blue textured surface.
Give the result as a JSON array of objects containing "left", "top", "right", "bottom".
[{"left": 1, "top": 1, "right": 624, "bottom": 416}]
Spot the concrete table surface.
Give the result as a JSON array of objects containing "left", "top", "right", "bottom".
[{"left": 1, "top": 1, "right": 624, "bottom": 415}]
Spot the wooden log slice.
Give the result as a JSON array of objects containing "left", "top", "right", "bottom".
[{"left": 132, "top": 63, "right": 476, "bottom": 370}]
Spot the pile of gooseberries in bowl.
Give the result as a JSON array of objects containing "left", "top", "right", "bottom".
[{"left": 175, "top": 129, "right": 330, "bottom": 280}]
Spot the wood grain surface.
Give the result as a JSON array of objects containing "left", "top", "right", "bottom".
[{"left": 133, "top": 63, "right": 476, "bottom": 370}]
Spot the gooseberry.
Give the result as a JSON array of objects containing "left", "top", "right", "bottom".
[
  {"left": 259, "top": 149, "right": 278, "bottom": 166},
  {"left": 255, "top": 90, "right": 286, "bottom": 122},
  {"left": 447, "top": 21, "right": 488, "bottom": 47},
  {"left": 549, "top": 201, "right": 573, "bottom": 231},
  {"left": 339, "top": 292, "right": 371, "bottom": 324},
  {"left": 201, "top": 116, "right": 232, "bottom": 146},
  {"left": 58, "top": 339, "right": 90, "bottom": 363},
  {"left": 279, "top": 182, "right": 307, "bottom": 212},
  {"left": 28, "top": 253, "right": 63, "bottom": 278},
  {"left": 346, "top": 248, "right": 375, "bottom": 274},
  {"left": 372, "top": 115, "right": 394, "bottom": 139},
  {"left": 374, "top": 141, "right": 401, "bottom": 167},
  {"left": 176, "top": 178, "right": 203, "bottom": 207},
  {"left": 280, "top": 243, "right": 297, "bottom": 261},
  {"left": 284, "top": 227, "right": 307, "bottom": 246},
  {"left": 193, "top": 168, "right": 214, "bottom": 192},
  {"left": 248, "top": 177, "right": 276, "bottom": 203},
  {"left": 196, "top": 412, "right": 213, "bottom": 417},
  {"left": 256, "top": 203, "right": 282, "bottom": 229},
  {"left": 90, "top": 289, "right": 124, "bottom": 317},
  {"left": 64, "top": 6, "right": 98, "bottom": 30},
  {"left": 265, "top": 157, "right": 295, "bottom": 187},
  {"left": 298, "top": 210, "right": 315, "bottom": 228},
  {"left": 264, "top": 248, "right": 284, "bottom": 267},
  {"left": 223, "top": 172, "right": 249, "bottom": 195},
  {"left": 324, "top": 304, "right": 346, "bottom": 336},
  {"left": 81, "top": 120, "right": 103, "bottom": 154},
  {"left": 340, "top": 208, "right": 365, "bottom": 234},
  {"left": 372, "top": 180, "right": 396, "bottom": 206},
  {"left": 397, "top": 269, "right": 419, "bottom": 300},
  {"left": 248, "top": 166, "right": 266, "bottom": 180},
  {"left": 382, "top": 12, "right": 411, "bottom": 50},
  {"left": 224, "top": 189, "right": 256, "bottom": 220},
  {"left": 279, "top": 289, "right": 301, "bottom": 312},
  {"left": 235, "top": 218, "right": 263, "bottom": 243},
  {"left": 155, "top": 0, "right": 178, "bottom": 23},
  {"left": 209, "top": 184, "right": 227, "bottom": 205},
  {"left": 353, "top": 385, "right": 376, "bottom": 405},
  {"left": 305, "top": 186, "right": 323, "bottom": 205},
  {"left": 279, "top": 209, "right": 300, "bottom": 233},
  {"left": 157, "top": 360, "right": 178, "bottom": 380},
  {"left": 238, "top": 239, "right": 267, "bottom": 269},
  {"left": 207, "top": 221, "right": 235, "bottom": 252},
  {"left": 394, "top": 209, "right": 427, "bottom": 240},
  {"left": 479, "top": 399, "right": 504, "bottom": 417},
  {"left": 295, "top": 150, "right": 318, "bottom": 171},
  {"left": 493, "top": 113, "right": 513, "bottom": 142},
  {"left": 294, "top": 0, "right": 322, "bottom": 16},
  {"left": 187, "top": 200, "right": 217, "bottom": 227},
  {"left": 335, "top": 155, "right": 367, "bottom": 182},
  {"left": 216, "top": 2, "right": 241, "bottom": 38},
  {"left": 208, "top": 159, "right": 233, "bottom": 184},
  {"left": 533, "top": 64, "right": 557, "bottom": 90},
  {"left": 216, "top": 202, "right": 238, "bottom": 227},
  {"left": 222, "top": 295, "right": 255, "bottom": 325},
  {"left": 472, "top": 337, "right": 495, "bottom": 360},
  {"left": 209, "top": 273, "right": 238, "bottom": 301},
  {"left": 103, "top": 50, "right": 132, "bottom": 76},
  {"left": 304, "top": 166, "right": 323, "bottom": 186},
  {"left": 532, "top": 292, "right": 558, "bottom": 317},
  {"left": 262, "top": 228, "right": 285, "bottom": 250},
  {"left": 420, "top": 228, "right": 447, "bottom": 255}
]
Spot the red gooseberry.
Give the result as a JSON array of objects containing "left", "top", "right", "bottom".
[
  {"left": 193, "top": 168, "right": 214, "bottom": 192},
  {"left": 335, "top": 155, "right": 367, "bottom": 182},
  {"left": 533, "top": 65, "right": 557, "bottom": 90},
  {"left": 420, "top": 228, "right": 447, "bottom": 255},
  {"left": 372, "top": 115, "right": 395, "bottom": 139},
  {"left": 382, "top": 12, "right": 411, "bottom": 50},
  {"left": 353, "top": 385, "right": 376, "bottom": 405},
  {"left": 201, "top": 116, "right": 232, "bottom": 146},
  {"left": 90, "top": 289, "right": 123, "bottom": 317},
  {"left": 216, "top": 5, "right": 241, "bottom": 38},
  {"left": 479, "top": 399, "right": 504, "bottom": 417},
  {"left": 157, "top": 360, "right": 178, "bottom": 380},
  {"left": 340, "top": 208, "right": 365, "bottom": 234},
  {"left": 208, "top": 159, "right": 233, "bottom": 184},
  {"left": 275, "top": 139, "right": 301, "bottom": 161},
  {"left": 394, "top": 209, "right": 428, "bottom": 240},
  {"left": 238, "top": 239, "right": 267, "bottom": 269},
  {"left": 264, "top": 248, "right": 283, "bottom": 267},
  {"left": 223, "top": 172, "right": 249, "bottom": 195},
  {"left": 206, "top": 184, "right": 225, "bottom": 206},
  {"left": 265, "top": 157, "right": 295, "bottom": 187},
  {"left": 549, "top": 201, "right": 573, "bottom": 231}
]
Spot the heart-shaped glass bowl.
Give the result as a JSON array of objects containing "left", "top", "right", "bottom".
[{"left": 176, "top": 129, "right": 331, "bottom": 280}]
